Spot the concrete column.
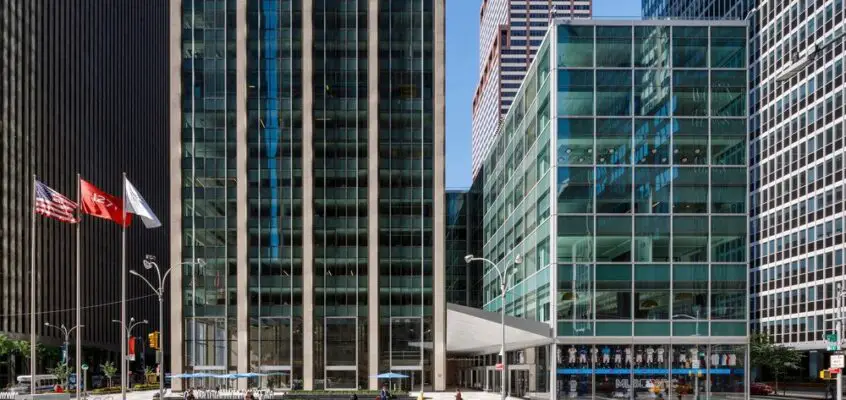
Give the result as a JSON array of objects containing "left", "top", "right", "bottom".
[
  {"left": 433, "top": 0, "right": 447, "bottom": 392},
  {"left": 301, "top": 0, "right": 315, "bottom": 391},
  {"left": 367, "top": 0, "right": 380, "bottom": 391},
  {"left": 168, "top": 0, "right": 184, "bottom": 391},
  {"left": 235, "top": 0, "right": 249, "bottom": 390}
]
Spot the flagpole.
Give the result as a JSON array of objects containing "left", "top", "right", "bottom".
[
  {"left": 121, "top": 172, "right": 127, "bottom": 400},
  {"left": 76, "top": 173, "right": 82, "bottom": 399},
  {"left": 30, "top": 174, "right": 36, "bottom": 395}
]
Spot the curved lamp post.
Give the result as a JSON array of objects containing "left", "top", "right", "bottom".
[
  {"left": 130, "top": 256, "right": 205, "bottom": 400},
  {"left": 464, "top": 254, "right": 522, "bottom": 400},
  {"left": 44, "top": 322, "right": 84, "bottom": 365}
]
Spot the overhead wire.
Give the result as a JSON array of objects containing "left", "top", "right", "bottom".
[{"left": 0, "top": 294, "right": 157, "bottom": 318}]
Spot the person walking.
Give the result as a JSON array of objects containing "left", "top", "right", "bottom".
[
  {"left": 380, "top": 384, "right": 390, "bottom": 400},
  {"left": 455, "top": 389, "right": 462, "bottom": 400}
]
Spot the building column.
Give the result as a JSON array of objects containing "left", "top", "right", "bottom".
[
  {"left": 168, "top": 0, "right": 184, "bottom": 392},
  {"left": 301, "top": 0, "right": 315, "bottom": 391},
  {"left": 433, "top": 0, "right": 447, "bottom": 392},
  {"left": 235, "top": 0, "right": 249, "bottom": 390},
  {"left": 367, "top": 0, "right": 380, "bottom": 391}
]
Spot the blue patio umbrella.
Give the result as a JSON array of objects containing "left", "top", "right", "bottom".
[
  {"left": 374, "top": 372, "right": 409, "bottom": 379},
  {"left": 191, "top": 373, "right": 224, "bottom": 379},
  {"left": 231, "top": 373, "right": 268, "bottom": 379}
]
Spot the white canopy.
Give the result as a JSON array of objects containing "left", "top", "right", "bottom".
[{"left": 447, "top": 303, "right": 553, "bottom": 354}]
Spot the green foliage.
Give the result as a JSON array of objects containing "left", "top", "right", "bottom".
[
  {"left": 100, "top": 361, "right": 118, "bottom": 388},
  {"left": 0, "top": 334, "right": 12, "bottom": 357},
  {"left": 48, "top": 362, "right": 73, "bottom": 387},
  {"left": 91, "top": 386, "right": 122, "bottom": 394},
  {"left": 751, "top": 333, "right": 803, "bottom": 393},
  {"left": 134, "top": 383, "right": 160, "bottom": 391}
]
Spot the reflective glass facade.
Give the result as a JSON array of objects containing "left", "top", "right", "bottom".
[
  {"left": 446, "top": 185, "right": 484, "bottom": 308},
  {"left": 478, "top": 20, "right": 749, "bottom": 399},
  {"left": 175, "top": 0, "right": 445, "bottom": 391}
]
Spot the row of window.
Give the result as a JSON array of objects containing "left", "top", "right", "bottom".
[
  {"left": 754, "top": 181, "right": 845, "bottom": 244},
  {"left": 557, "top": 69, "right": 746, "bottom": 118},
  {"left": 557, "top": 25, "right": 746, "bottom": 70}
]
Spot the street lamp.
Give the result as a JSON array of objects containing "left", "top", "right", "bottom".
[
  {"left": 112, "top": 317, "right": 148, "bottom": 396},
  {"left": 464, "top": 253, "right": 522, "bottom": 400},
  {"left": 130, "top": 255, "right": 205, "bottom": 400},
  {"left": 44, "top": 322, "right": 84, "bottom": 365}
]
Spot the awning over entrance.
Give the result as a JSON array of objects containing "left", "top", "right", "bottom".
[{"left": 447, "top": 303, "right": 553, "bottom": 354}]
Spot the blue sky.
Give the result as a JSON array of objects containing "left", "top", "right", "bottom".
[{"left": 445, "top": 0, "right": 642, "bottom": 188}]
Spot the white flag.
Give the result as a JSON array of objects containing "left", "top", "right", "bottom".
[{"left": 124, "top": 177, "right": 162, "bottom": 228}]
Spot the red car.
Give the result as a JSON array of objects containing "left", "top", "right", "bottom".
[{"left": 750, "top": 382, "right": 774, "bottom": 395}]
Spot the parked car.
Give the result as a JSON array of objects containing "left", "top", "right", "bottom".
[{"left": 750, "top": 382, "right": 774, "bottom": 395}]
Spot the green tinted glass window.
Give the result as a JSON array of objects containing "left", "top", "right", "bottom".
[
  {"left": 672, "top": 26, "right": 707, "bottom": 67},
  {"left": 558, "top": 70, "right": 594, "bottom": 116},
  {"left": 596, "top": 26, "right": 632, "bottom": 67},
  {"left": 710, "top": 27, "right": 746, "bottom": 69},
  {"left": 712, "top": 167, "right": 746, "bottom": 214},
  {"left": 673, "top": 70, "right": 709, "bottom": 116},
  {"left": 557, "top": 118, "right": 593, "bottom": 165},
  {"left": 711, "top": 119, "right": 746, "bottom": 165},
  {"left": 711, "top": 70, "right": 746, "bottom": 116},
  {"left": 596, "top": 118, "right": 632, "bottom": 165},
  {"left": 558, "top": 25, "right": 594, "bottom": 67}
]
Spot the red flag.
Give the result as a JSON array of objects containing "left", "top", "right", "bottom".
[
  {"left": 79, "top": 178, "right": 132, "bottom": 227},
  {"left": 128, "top": 336, "right": 136, "bottom": 360}
]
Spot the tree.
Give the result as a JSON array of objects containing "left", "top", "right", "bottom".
[
  {"left": 101, "top": 361, "right": 117, "bottom": 388},
  {"left": 0, "top": 334, "right": 13, "bottom": 387},
  {"left": 48, "top": 362, "right": 73, "bottom": 389},
  {"left": 751, "top": 333, "right": 803, "bottom": 393}
]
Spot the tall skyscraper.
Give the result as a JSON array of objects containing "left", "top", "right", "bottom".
[
  {"left": 471, "top": 0, "right": 592, "bottom": 177},
  {"left": 0, "top": 0, "right": 169, "bottom": 378},
  {"left": 171, "top": 0, "right": 446, "bottom": 391},
  {"left": 644, "top": 0, "right": 846, "bottom": 377},
  {"left": 459, "top": 18, "right": 749, "bottom": 398}
]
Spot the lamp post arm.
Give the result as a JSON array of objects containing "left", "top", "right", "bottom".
[
  {"left": 133, "top": 273, "right": 161, "bottom": 297},
  {"left": 67, "top": 325, "right": 84, "bottom": 337},
  {"left": 476, "top": 258, "right": 505, "bottom": 286},
  {"left": 161, "top": 267, "right": 174, "bottom": 291},
  {"left": 148, "top": 261, "right": 163, "bottom": 292}
]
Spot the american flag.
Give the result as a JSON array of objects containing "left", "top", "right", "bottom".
[{"left": 34, "top": 180, "right": 79, "bottom": 223}]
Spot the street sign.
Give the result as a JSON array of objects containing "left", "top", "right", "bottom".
[
  {"left": 495, "top": 363, "right": 504, "bottom": 371},
  {"left": 827, "top": 332, "right": 840, "bottom": 351},
  {"left": 81, "top": 364, "right": 89, "bottom": 371},
  {"left": 832, "top": 354, "right": 845, "bottom": 369}
]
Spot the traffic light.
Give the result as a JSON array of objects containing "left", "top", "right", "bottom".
[{"left": 148, "top": 331, "right": 160, "bottom": 350}]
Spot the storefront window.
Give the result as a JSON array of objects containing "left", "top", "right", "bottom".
[
  {"left": 633, "top": 344, "right": 670, "bottom": 399},
  {"left": 708, "top": 345, "right": 746, "bottom": 399},
  {"left": 670, "top": 345, "right": 706, "bottom": 400}
]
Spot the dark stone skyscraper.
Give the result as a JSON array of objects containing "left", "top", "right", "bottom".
[{"left": 0, "top": 0, "right": 170, "bottom": 380}]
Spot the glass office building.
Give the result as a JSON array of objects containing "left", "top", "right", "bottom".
[
  {"left": 476, "top": 20, "right": 749, "bottom": 399},
  {"left": 172, "top": 0, "right": 446, "bottom": 391}
]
